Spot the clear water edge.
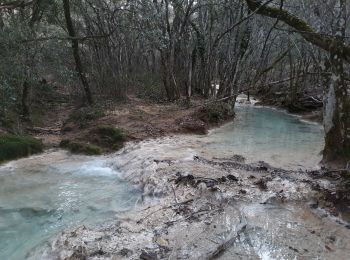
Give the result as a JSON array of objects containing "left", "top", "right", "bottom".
[
  {"left": 0, "top": 104, "right": 326, "bottom": 259},
  {"left": 203, "top": 105, "right": 324, "bottom": 170},
  {"left": 0, "top": 151, "right": 140, "bottom": 260}
]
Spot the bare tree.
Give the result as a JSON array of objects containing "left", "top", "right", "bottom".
[
  {"left": 62, "top": 0, "right": 93, "bottom": 105},
  {"left": 244, "top": 0, "right": 350, "bottom": 164}
]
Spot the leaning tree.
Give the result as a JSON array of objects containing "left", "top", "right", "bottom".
[{"left": 244, "top": 0, "right": 350, "bottom": 166}]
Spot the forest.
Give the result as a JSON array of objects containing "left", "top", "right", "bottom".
[
  {"left": 0, "top": 0, "right": 349, "bottom": 164},
  {"left": 0, "top": 0, "right": 350, "bottom": 259}
]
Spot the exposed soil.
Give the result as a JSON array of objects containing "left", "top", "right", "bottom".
[{"left": 28, "top": 95, "right": 234, "bottom": 150}]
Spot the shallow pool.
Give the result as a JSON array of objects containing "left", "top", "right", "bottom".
[{"left": 0, "top": 151, "right": 139, "bottom": 259}]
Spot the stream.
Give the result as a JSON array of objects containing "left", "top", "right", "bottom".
[
  {"left": 196, "top": 104, "right": 324, "bottom": 170},
  {"left": 0, "top": 153, "right": 139, "bottom": 260},
  {"left": 1, "top": 104, "right": 349, "bottom": 259}
]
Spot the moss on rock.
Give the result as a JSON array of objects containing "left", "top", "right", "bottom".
[
  {"left": 96, "top": 125, "right": 126, "bottom": 142},
  {"left": 91, "top": 125, "right": 127, "bottom": 152},
  {"left": 0, "top": 134, "right": 43, "bottom": 163},
  {"left": 59, "top": 125, "right": 126, "bottom": 155},
  {"left": 60, "top": 140, "right": 102, "bottom": 155}
]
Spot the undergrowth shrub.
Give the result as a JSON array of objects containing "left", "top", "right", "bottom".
[
  {"left": 60, "top": 140, "right": 102, "bottom": 155},
  {"left": 197, "top": 102, "right": 235, "bottom": 124},
  {"left": 0, "top": 134, "right": 43, "bottom": 163}
]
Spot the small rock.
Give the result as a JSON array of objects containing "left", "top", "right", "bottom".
[
  {"left": 227, "top": 175, "right": 239, "bottom": 182},
  {"left": 257, "top": 161, "right": 270, "bottom": 171},
  {"left": 119, "top": 248, "right": 133, "bottom": 257},
  {"left": 155, "top": 237, "right": 169, "bottom": 248},
  {"left": 231, "top": 154, "right": 245, "bottom": 163},
  {"left": 205, "top": 181, "right": 216, "bottom": 188},
  {"left": 261, "top": 196, "right": 278, "bottom": 205},
  {"left": 255, "top": 179, "right": 268, "bottom": 190},
  {"left": 218, "top": 176, "right": 227, "bottom": 182},
  {"left": 90, "top": 248, "right": 105, "bottom": 256},
  {"left": 325, "top": 244, "right": 335, "bottom": 252},
  {"left": 327, "top": 235, "right": 336, "bottom": 243},
  {"left": 308, "top": 199, "right": 319, "bottom": 209},
  {"left": 140, "top": 250, "right": 157, "bottom": 260},
  {"left": 209, "top": 186, "right": 220, "bottom": 192},
  {"left": 69, "top": 245, "right": 87, "bottom": 260}
]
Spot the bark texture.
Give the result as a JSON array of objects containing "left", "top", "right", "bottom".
[{"left": 63, "top": 0, "right": 93, "bottom": 105}]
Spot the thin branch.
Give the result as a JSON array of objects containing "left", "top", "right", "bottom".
[
  {"left": 245, "top": 0, "right": 350, "bottom": 62},
  {"left": 20, "top": 34, "right": 110, "bottom": 43},
  {"left": 213, "top": 0, "right": 274, "bottom": 48},
  {"left": 0, "top": 0, "right": 33, "bottom": 10}
]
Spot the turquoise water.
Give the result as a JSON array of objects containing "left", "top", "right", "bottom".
[
  {"left": 0, "top": 152, "right": 139, "bottom": 260},
  {"left": 200, "top": 105, "right": 324, "bottom": 169},
  {"left": 0, "top": 105, "right": 325, "bottom": 259}
]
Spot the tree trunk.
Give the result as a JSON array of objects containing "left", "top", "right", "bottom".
[
  {"left": 245, "top": 0, "right": 350, "bottom": 165},
  {"left": 187, "top": 52, "right": 193, "bottom": 98},
  {"left": 21, "top": 81, "right": 30, "bottom": 121},
  {"left": 160, "top": 51, "right": 173, "bottom": 101},
  {"left": 323, "top": 51, "right": 350, "bottom": 165},
  {"left": 0, "top": 11, "right": 4, "bottom": 29},
  {"left": 62, "top": 0, "right": 93, "bottom": 105}
]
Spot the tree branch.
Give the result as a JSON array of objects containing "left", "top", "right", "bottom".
[
  {"left": 244, "top": 0, "right": 350, "bottom": 61},
  {"left": 213, "top": 0, "right": 274, "bottom": 48},
  {"left": 0, "top": 0, "right": 33, "bottom": 10},
  {"left": 21, "top": 34, "right": 110, "bottom": 43}
]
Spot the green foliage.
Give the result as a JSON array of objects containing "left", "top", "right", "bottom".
[
  {"left": 199, "top": 102, "right": 235, "bottom": 124},
  {"left": 112, "top": 142, "right": 124, "bottom": 150},
  {"left": 0, "top": 135, "right": 43, "bottom": 163},
  {"left": 0, "top": 12, "right": 70, "bottom": 130},
  {"left": 59, "top": 139, "right": 70, "bottom": 147},
  {"left": 60, "top": 125, "right": 126, "bottom": 155},
  {"left": 93, "top": 125, "right": 127, "bottom": 151},
  {"left": 59, "top": 140, "right": 102, "bottom": 155},
  {"left": 96, "top": 125, "right": 126, "bottom": 142}
]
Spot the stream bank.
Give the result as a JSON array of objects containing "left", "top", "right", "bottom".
[
  {"left": 2, "top": 101, "right": 349, "bottom": 259},
  {"left": 46, "top": 141, "right": 350, "bottom": 260},
  {"left": 0, "top": 96, "right": 234, "bottom": 164},
  {"left": 30, "top": 96, "right": 235, "bottom": 151},
  {"left": 38, "top": 105, "right": 349, "bottom": 260}
]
